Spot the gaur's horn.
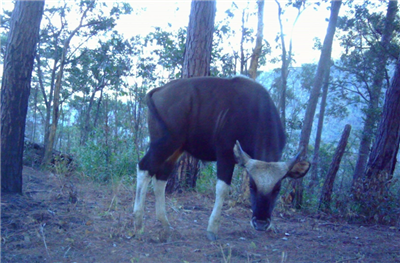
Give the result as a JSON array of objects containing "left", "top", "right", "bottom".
[{"left": 233, "top": 141, "right": 251, "bottom": 166}]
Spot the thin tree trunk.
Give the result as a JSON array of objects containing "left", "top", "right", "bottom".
[
  {"left": 248, "top": 0, "right": 265, "bottom": 80},
  {"left": 43, "top": 38, "right": 69, "bottom": 165},
  {"left": 276, "top": 0, "right": 287, "bottom": 130},
  {"left": 240, "top": 8, "right": 248, "bottom": 75},
  {"left": 93, "top": 88, "right": 103, "bottom": 130},
  {"left": 319, "top": 124, "right": 351, "bottom": 212},
  {"left": 43, "top": 5, "right": 92, "bottom": 165},
  {"left": 167, "top": 0, "right": 216, "bottom": 194},
  {"left": 275, "top": 0, "right": 303, "bottom": 131},
  {"left": 292, "top": 0, "right": 341, "bottom": 209},
  {"left": 80, "top": 83, "right": 105, "bottom": 145},
  {"left": 309, "top": 66, "right": 331, "bottom": 191},
  {"left": 351, "top": 0, "right": 398, "bottom": 190},
  {"left": 36, "top": 53, "right": 57, "bottom": 149},
  {"left": 1, "top": 1, "right": 44, "bottom": 193},
  {"left": 32, "top": 84, "right": 39, "bottom": 142}
]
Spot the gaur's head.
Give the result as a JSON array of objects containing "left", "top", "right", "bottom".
[{"left": 233, "top": 141, "right": 310, "bottom": 231}]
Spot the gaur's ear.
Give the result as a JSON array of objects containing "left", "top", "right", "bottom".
[
  {"left": 285, "top": 161, "right": 310, "bottom": 179},
  {"left": 233, "top": 141, "right": 251, "bottom": 166}
]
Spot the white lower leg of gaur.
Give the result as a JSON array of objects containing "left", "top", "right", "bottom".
[
  {"left": 207, "top": 180, "right": 229, "bottom": 240},
  {"left": 153, "top": 177, "right": 170, "bottom": 229},
  {"left": 134, "top": 166, "right": 151, "bottom": 233}
]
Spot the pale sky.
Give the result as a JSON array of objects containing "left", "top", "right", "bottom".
[
  {"left": 115, "top": 0, "right": 336, "bottom": 69},
  {"left": 1, "top": 0, "right": 340, "bottom": 70}
]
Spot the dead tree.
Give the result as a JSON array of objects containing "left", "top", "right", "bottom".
[{"left": 319, "top": 124, "right": 351, "bottom": 212}]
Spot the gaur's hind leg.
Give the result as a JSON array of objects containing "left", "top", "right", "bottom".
[
  {"left": 134, "top": 166, "right": 151, "bottom": 234},
  {"left": 153, "top": 149, "right": 182, "bottom": 241},
  {"left": 153, "top": 177, "right": 170, "bottom": 241},
  {"left": 134, "top": 140, "right": 182, "bottom": 238}
]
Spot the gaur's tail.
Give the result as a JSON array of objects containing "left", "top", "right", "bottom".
[{"left": 146, "top": 88, "right": 170, "bottom": 137}]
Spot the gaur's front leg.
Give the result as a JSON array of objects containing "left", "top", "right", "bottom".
[{"left": 207, "top": 179, "right": 229, "bottom": 241}]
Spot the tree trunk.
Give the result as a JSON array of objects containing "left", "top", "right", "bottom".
[
  {"left": 359, "top": 55, "right": 400, "bottom": 207},
  {"left": 36, "top": 53, "right": 58, "bottom": 149},
  {"left": 80, "top": 84, "right": 105, "bottom": 145},
  {"left": 275, "top": 0, "right": 303, "bottom": 131},
  {"left": 276, "top": 0, "right": 288, "bottom": 130},
  {"left": 292, "top": 0, "right": 341, "bottom": 209},
  {"left": 240, "top": 8, "right": 248, "bottom": 75},
  {"left": 319, "top": 124, "right": 351, "bottom": 212},
  {"left": 309, "top": 66, "right": 331, "bottom": 191},
  {"left": 43, "top": 38, "right": 69, "bottom": 165},
  {"left": 181, "top": 1, "right": 216, "bottom": 78},
  {"left": 166, "top": 0, "right": 216, "bottom": 194},
  {"left": 248, "top": 0, "right": 265, "bottom": 80},
  {"left": 351, "top": 0, "right": 398, "bottom": 190},
  {"left": 1, "top": 1, "right": 44, "bottom": 193},
  {"left": 42, "top": 5, "right": 92, "bottom": 165}
]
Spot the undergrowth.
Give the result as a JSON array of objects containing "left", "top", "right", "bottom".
[{"left": 73, "top": 136, "right": 138, "bottom": 182}]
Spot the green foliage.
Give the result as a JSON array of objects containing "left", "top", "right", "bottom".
[
  {"left": 196, "top": 163, "right": 217, "bottom": 194},
  {"left": 298, "top": 63, "right": 317, "bottom": 92},
  {"left": 145, "top": 27, "right": 186, "bottom": 79},
  {"left": 211, "top": 2, "right": 272, "bottom": 77},
  {"left": 74, "top": 128, "right": 138, "bottom": 182},
  {"left": 333, "top": 0, "right": 400, "bottom": 107}
]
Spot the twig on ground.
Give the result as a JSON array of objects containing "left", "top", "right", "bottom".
[
  {"left": 40, "top": 223, "right": 51, "bottom": 258},
  {"left": 64, "top": 246, "right": 71, "bottom": 258}
]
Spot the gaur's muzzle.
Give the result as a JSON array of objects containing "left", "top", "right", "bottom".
[{"left": 251, "top": 217, "right": 271, "bottom": 231}]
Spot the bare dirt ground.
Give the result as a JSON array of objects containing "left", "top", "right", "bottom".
[{"left": 2, "top": 166, "right": 400, "bottom": 263}]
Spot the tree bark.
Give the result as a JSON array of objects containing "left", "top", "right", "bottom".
[
  {"left": 1, "top": 1, "right": 44, "bottom": 193},
  {"left": 319, "top": 124, "right": 351, "bottom": 212},
  {"left": 351, "top": 0, "right": 398, "bottom": 189},
  {"left": 360, "top": 55, "right": 400, "bottom": 203},
  {"left": 292, "top": 0, "right": 341, "bottom": 209},
  {"left": 166, "top": 0, "right": 216, "bottom": 194},
  {"left": 181, "top": 1, "right": 216, "bottom": 78}
]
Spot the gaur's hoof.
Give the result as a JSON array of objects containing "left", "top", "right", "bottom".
[{"left": 206, "top": 231, "right": 218, "bottom": 241}]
